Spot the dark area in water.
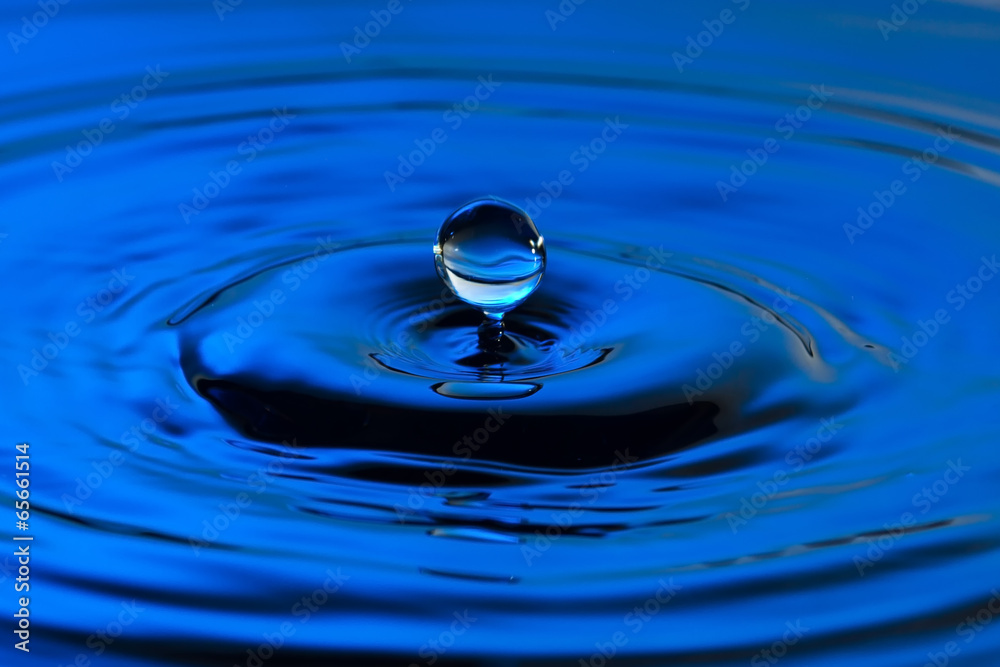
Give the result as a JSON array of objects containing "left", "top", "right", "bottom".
[{"left": 199, "top": 378, "right": 720, "bottom": 469}]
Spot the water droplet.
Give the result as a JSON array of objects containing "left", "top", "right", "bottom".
[
  {"left": 434, "top": 197, "right": 546, "bottom": 322},
  {"left": 431, "top": 381, "right": 542, "bottom": 400}
]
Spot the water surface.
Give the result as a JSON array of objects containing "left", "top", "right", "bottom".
[{"left": 3, "top": 1, "right": 1000, "bottom": 665}]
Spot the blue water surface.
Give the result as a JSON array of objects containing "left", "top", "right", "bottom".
[{"left": 2, "top": 1, "right": 1000, "bottom": 665}]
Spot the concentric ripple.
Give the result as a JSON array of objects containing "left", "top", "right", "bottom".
[{"left": 5, "top": 2, "right": 1000, "bottom": 665}]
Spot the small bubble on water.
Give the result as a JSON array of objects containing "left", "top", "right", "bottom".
[{"left": 433, "top": 197, "right": 546, "bottom": 323}]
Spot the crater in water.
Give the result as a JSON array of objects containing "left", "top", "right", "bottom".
[{"left": 173, "top": 234, "right": 857, "bottom": 474}]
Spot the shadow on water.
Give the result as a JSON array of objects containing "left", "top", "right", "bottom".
[{"left": 198, "top": 378, "right": 720, "bottom": 470}]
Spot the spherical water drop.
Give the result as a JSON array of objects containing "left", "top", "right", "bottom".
[{"left": 433, "top": 197, "right": 546, "bottom": 322}]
